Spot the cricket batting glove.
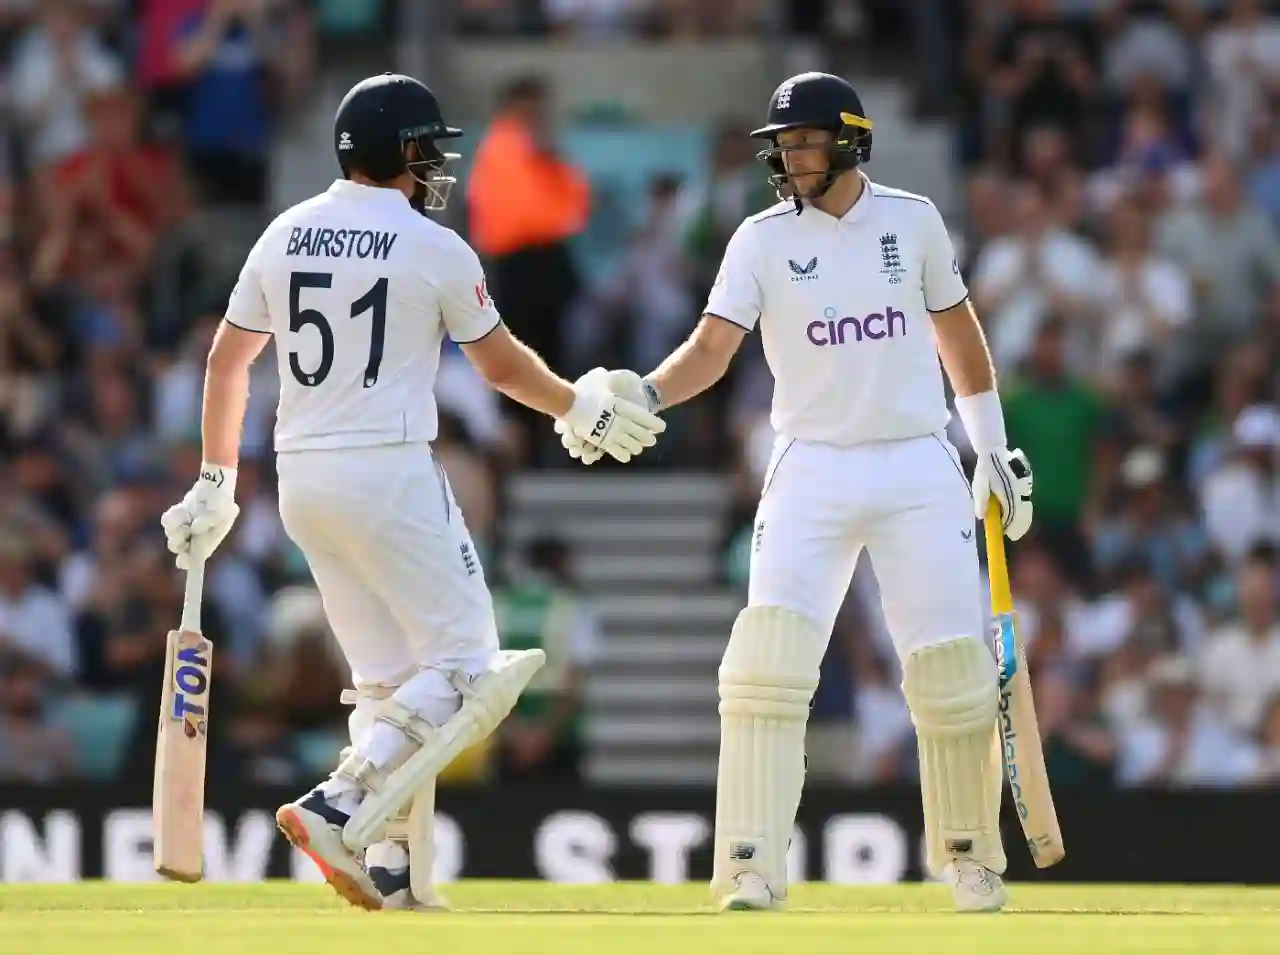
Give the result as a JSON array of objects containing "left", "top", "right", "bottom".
[
  {"left": 972, "top": 447, "right": 1033, "bottom": 541},
  {"left": 161, "top": 463, "right": 239, "bottom": 570},
  {"left": 557, "top": 368, "right": 663, "bottom": 465}
]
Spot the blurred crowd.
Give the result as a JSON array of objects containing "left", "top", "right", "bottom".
[{"left": 2, "top": 0, "right": 1278, "bottom": 794}]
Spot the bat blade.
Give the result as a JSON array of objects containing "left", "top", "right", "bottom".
[
  {"left": 153, "top": 625, "right": 213, "bottom": 882},
  {"left": 984, "top": 502, "right": 1065, "bottom": 868}
]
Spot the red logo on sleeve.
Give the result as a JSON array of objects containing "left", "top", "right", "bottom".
[{"left": 475, "top": 277, "right": 490, "bottom": 307}]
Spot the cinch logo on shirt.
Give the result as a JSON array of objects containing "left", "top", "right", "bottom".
[{"left": 807, "top": 306, "right": 906, "bottom": 346}]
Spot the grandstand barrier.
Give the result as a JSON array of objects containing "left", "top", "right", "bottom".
[{"left": 0, "top": 785, "right": 1276, "bottom": 884}]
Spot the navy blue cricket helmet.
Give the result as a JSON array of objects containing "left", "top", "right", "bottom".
[
  {"left": 334, "top": 73, "right": 463, "bottom": 211},
  {"left": 751, "top": 72, "right": 873, "bottom": 208}
]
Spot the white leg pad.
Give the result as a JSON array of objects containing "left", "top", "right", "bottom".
[
  {"left": 343, "top": 688, "right": 438, "bottom": 903},
  {"left": 712, "top": 607, "right": 824, "bottom": 903},
  {"left": 902, "top": 637, "right": 1006, "bottom": 876},
  {"left": 343, "top": 649, "right": 545, "bottom": 851}
]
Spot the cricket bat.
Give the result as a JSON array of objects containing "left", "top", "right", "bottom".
[
  {"left": 984, "top": 500, "right": 1065, "bottom": 868},
  {"left": 153, "top": 555, "right": 213, "bottom": 882}
]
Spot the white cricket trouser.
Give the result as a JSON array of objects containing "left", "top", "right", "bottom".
[
  {"left": 277, "top": 441, "right": 499, "bottom": 686},
  {"left": 748, "top": 431, "right": 985, "bottom": 662}
]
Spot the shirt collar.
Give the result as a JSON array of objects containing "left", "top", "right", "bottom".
[
  {"left": 327, "top": 179, "right": 411, "bottom": 205},
  {"left": 839, "top": 172, "right": 874, "bottom": 224}
]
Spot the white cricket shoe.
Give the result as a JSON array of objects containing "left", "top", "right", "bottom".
[
  {"left": 368, "top": 856, "right": 450, "bottom": 912},
  {"left": 276, "top": 791, "right": 382, "bottom": 911},
  {"left": 719, "top": 872, "right": 778, "bottom": 912},
  {"left": 381, "top": 888, "right": 451, "bottom": 912},
  {"left": 950, "top": 859, "right": 1007, "bottom": 913}
]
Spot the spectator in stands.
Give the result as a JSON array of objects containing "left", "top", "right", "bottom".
[
  {"left": 9, "top": 0, "right": 124, "bottom": 171},
  {"left": 1093, "top": 197, "right": 1192, "bottom": 386},
  {"left": 1021, "top": 124, "right": 1088, "bottom": 231},
  {"left": 678, "top": 120, "right": 772, "bottom": 302},
  {"left": 170, "top": 0, "right": 284, "bottom": 205},
  {"left": 1204, "top": 0, "right": 1280, "bottom": 162},
  {"left": 1039, "top": 665, "right": 1116, "bottom": 788},
  {"left": 48, "top": 86, "right": 185, "bottom": 280},
  {"left": 1256, "top": 693, "right": 1280, "bottom": 785},
  {"left": 1099, "top": 0, "right": 1195, "bottom": 104},
  {"left": 987, "top": 0, "right": 1100, "bottom": 168},
  {"left": 971, "top": 183, "right": 1100, "bottom": 376},
  {"left": 1097, "top": 351, "right": 1179, "bottom": 466},
  {"left": 1199, "top": 550, "right": 1280, "bottom": 735},
  {"left": 468, "top": 75, "right": 589, "bottom": 382},
  {"left": 0, "top": 252, "right": 61, "bottom": 447},
  {"left": 0, "top": 532, "right": 76, "bottom": 679},
  {"left": 1246, "top": 106, "right": 1280, "bottom": 229},
  {"left": 1200, "top": 404, "right": 1280, "bottom": 564},
  {"left": 0, "top": 657, "right": 77, "bottom": 782},
  {"left": 1156, "top": 154, "right": 1280, "bottom": 397},
  {"left": 1085, "top": 554, "right": 1207, "bottom": 664},
  {"left": 588, "top": 173, "right": 694, "bottom": 377},
  {"left": 545, "top": 0, "right": 650, "bottom": 38},
  {"left": 1117, "top": 655, "right": 1259, "bottom": 788},
  {"left": 1093, "top": 446, "right": 1209, "bottom": 597},
  {"left": 1002, "top": 318, "right": 1106, "bottom": 584},
  {"left": 494, "top": 535, "right": 598, "bottom": 780}
]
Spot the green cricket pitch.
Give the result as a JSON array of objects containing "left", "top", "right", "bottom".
[{"left": 2, "top": 882, "right": 1277, "bottom": 954}]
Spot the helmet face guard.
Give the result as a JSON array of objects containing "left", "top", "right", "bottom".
[
  {"left": 402, "top": 123, "right": 463, "bottom": 212},
  {"left": 753, "top": 110, "right": 873, "bottom": 204}
]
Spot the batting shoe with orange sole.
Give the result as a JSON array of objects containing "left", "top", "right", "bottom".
[{"left": 276, "top": 791, "right": 382, "bottom": 910}]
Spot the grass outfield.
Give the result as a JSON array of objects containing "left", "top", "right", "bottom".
[{"left": 2, "top": 882, "right": 1278, "bottom": 954}]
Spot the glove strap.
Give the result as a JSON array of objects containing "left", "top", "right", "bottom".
[
  {"left": 640, "top": 378, "right": 664, "bottom": 414},
  {"left": 199, "top": 461, "right": 238, "bottom": 498},
  {"left": 954, "top": 391, "right": 1007, "bottom": 456}
]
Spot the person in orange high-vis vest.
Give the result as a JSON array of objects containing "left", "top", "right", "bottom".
[{"left": 467, "top": 76, "right": 589, "bottom": 435}]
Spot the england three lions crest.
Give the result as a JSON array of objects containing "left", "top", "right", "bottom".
[{"left": 880, "top": 234, "right": 906, "bottom": 285}]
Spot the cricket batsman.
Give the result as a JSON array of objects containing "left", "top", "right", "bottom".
[
  {"left": 560, "top": 72, "right": 1034, "bottom": 912},
  {"left": 159, "top": 73, "right": 666, "bottom": 910}
]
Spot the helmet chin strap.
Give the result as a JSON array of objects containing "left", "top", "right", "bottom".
[{"left": 791, "top": 167, "right": 847, "bottom": 214}]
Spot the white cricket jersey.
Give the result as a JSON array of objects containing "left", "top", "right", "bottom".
[
  {"left": 225, "top": 180, "right": 501, "bottom": 452},
  {"left": 705, "top": 174, "right": 969, "bottom": 446}
]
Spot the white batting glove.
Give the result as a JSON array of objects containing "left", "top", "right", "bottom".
[
  {"left": 161, "top": 463, "right": 240, "bottom": 570},
  {"left": 557, "top": 369, "right": 663, "bottom": 465},
  {"left": 561, "top": 375, "right": 665, "bottom": 464},
  {"left": 972, "top": 448, "right": 1033, "bottom": 541}
]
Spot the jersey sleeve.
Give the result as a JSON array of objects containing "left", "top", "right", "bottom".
[
  {"left": 922, "top": 202, "right": 969, "bottom": 313},
  {"left": 439, "top": 239, "right": 502, "bottom": 344},
  {"left": 704, "top": 220, "right": 762, "bottom": 331},
  {"left": 225, "top": 234, "right": 272, "bottom": 334}
]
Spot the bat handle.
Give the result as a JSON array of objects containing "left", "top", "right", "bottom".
[{"left": 181, "top": 554, "right": 206, "bottom": 634}]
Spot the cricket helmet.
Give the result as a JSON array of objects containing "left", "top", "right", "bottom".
[
  {"left": 334, "top": 73, "right": 463, "bottom": 212},
  {"left": 751, "top": 72, "right": 873, "bottom": 208}
]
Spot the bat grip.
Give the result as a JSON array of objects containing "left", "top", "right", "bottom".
[
  {"left": 983, "top": 499, "right": 1014, "bottom": 613},
  {"left": 180, "top": 554, "right": 205, "bottom": 633}
]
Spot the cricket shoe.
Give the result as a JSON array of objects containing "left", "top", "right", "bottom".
[
  {"left": 367, "top": 844, "right": 450, "bottom": 912},
  {"left": 276, "top": 791, "right": 382, "bottom": 911},
  {"left": 949, "top": 859, "right": 1007, "bottom": 913},
  {"left": 719, "top": 872, "right": 778, "bottom": 912}
]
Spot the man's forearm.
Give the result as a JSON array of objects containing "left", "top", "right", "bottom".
[
  {"left": 202, "top": 364, "right": 251, "bottom": 469},
  {"left": 490, "top": 338, "right": 577, "bottom": 419},
  {"left": 935, "top": 301, "right": 996, "bottom": 397},
  {"left": 647, "top": 333, "right": 734, "bottom": 409}
]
